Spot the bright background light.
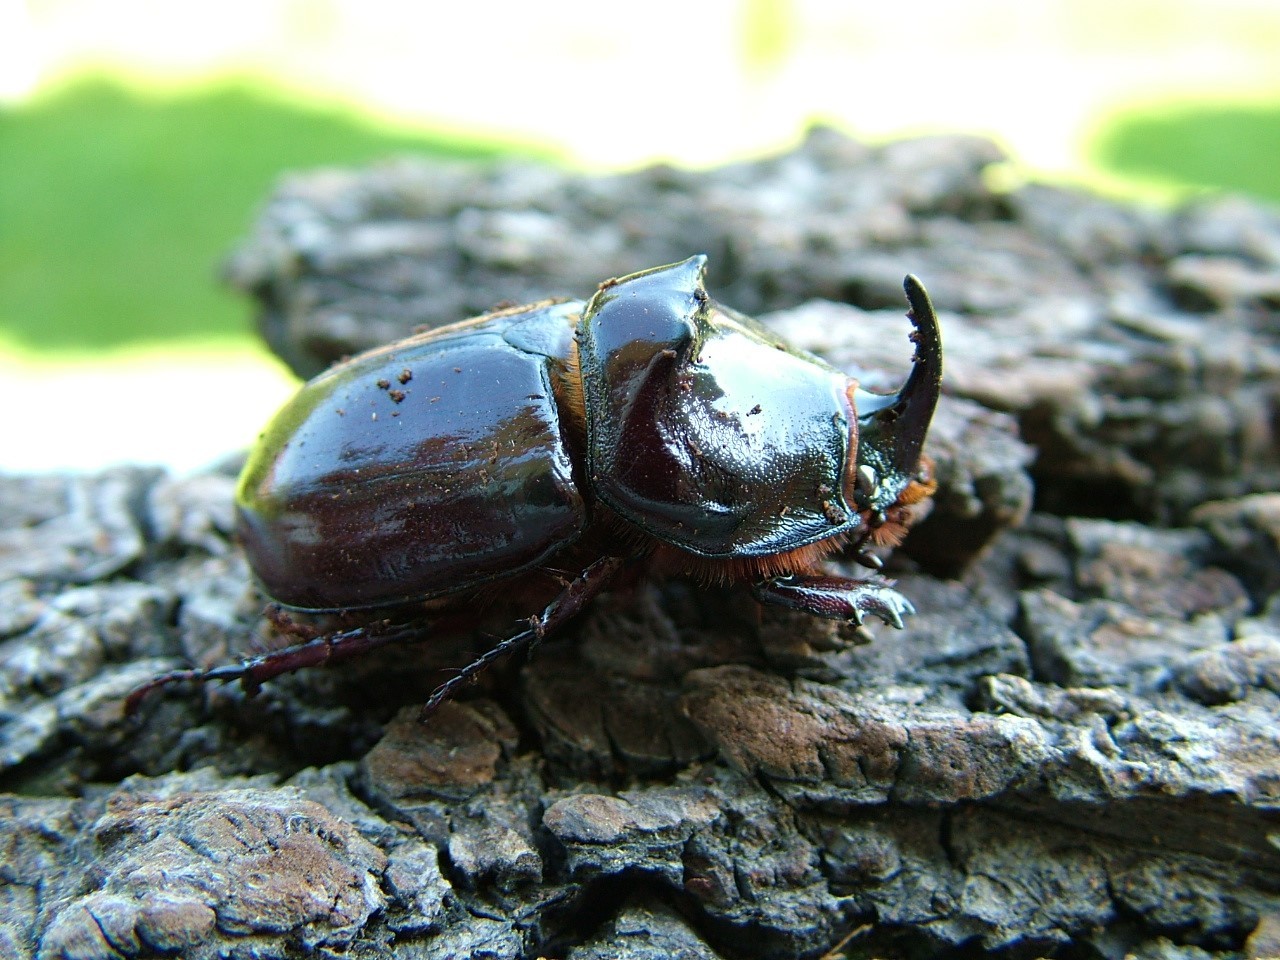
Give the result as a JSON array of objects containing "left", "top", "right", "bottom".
[{"left": 2, "top": 0, "right": 1279, "bottom": 472}]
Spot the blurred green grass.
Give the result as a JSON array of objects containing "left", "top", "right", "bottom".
[
  {"left": 1091, "top": 99, "right": 1280, "bottom": 204},
  {"left": 3, "top": 78, "right": 1278, "bottom": 358},
  {"left": 0, "top": 77, "right": 537, "bottom": 351}
]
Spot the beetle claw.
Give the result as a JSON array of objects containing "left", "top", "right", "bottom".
[
  {"left": 876, "top": 585, "right": 912, "bottom": 627},
  {"left": 848, "top": 584, "right": 913, "bottom": 630},
  {"left": 883, "top": 604, "right": 905, "bottom": 630}
]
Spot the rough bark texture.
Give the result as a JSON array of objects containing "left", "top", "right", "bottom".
[{"left": 3, "top": 129, "right": 1279, "bottom": 959}]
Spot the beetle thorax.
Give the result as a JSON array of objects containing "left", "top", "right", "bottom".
[{"left": 579, "top": 258, "right": 866, "bottom": 561}]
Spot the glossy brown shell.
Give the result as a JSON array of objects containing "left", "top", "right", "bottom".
[{"left": 235, "top": 303, "right": 587, "bottom": 611}]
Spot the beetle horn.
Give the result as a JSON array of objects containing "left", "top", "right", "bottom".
[
  {"left": 857, "top": 276, "right": 943, "bottom": 475},
  {"left": 893, "top": 275, "right": 944, "bottom": 471}
]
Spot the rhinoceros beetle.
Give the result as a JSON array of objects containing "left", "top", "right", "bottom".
[{"left": 128, "top": 257, "right": 942, "bottom": 717}]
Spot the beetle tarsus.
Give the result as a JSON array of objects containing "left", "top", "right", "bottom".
[
  {"left": 418, "top": 623, "right": 538, "bottom": 719},
  {"left": 418, "top": 554, "right": 628, "bottom": 719},
  {"left": 751, "top": 573, "right": 916, "bottom": 630}
]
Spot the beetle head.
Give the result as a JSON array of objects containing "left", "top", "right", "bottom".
[{"left": 848, "top": 275, "right": 942, "bottom": 543}]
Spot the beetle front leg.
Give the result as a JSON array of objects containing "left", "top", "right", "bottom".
[{"left": 751, "top": 574, "right": 915, "bottom": 629}]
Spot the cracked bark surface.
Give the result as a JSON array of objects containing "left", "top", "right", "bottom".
[{"left": 3, "top": 129, "right": 1279, "bottom": 959}]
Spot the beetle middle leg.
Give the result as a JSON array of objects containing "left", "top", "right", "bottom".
[
  {"left": 419, "top": 554, "right": 628, "bottom": 717},
  {"left": 751, "top": 573, "right": 915, "bottom": 630}
]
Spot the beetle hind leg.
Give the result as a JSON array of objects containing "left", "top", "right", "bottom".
[
  {"left": 751, "top": 573, "right": 915, "bottom": 629},
  {"left": 123, "top": 619, "right": 427, "bottom": 715}
]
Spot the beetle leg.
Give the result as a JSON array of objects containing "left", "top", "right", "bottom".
[
  {"left": 419, "top": 554, "right": 628, "bottom": 718},
  {"left": 751, "top": 574, "right": 915, "bottom": 629},
  {"left": 123, "top": 619, "right": 425, "bottom": 714}
]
